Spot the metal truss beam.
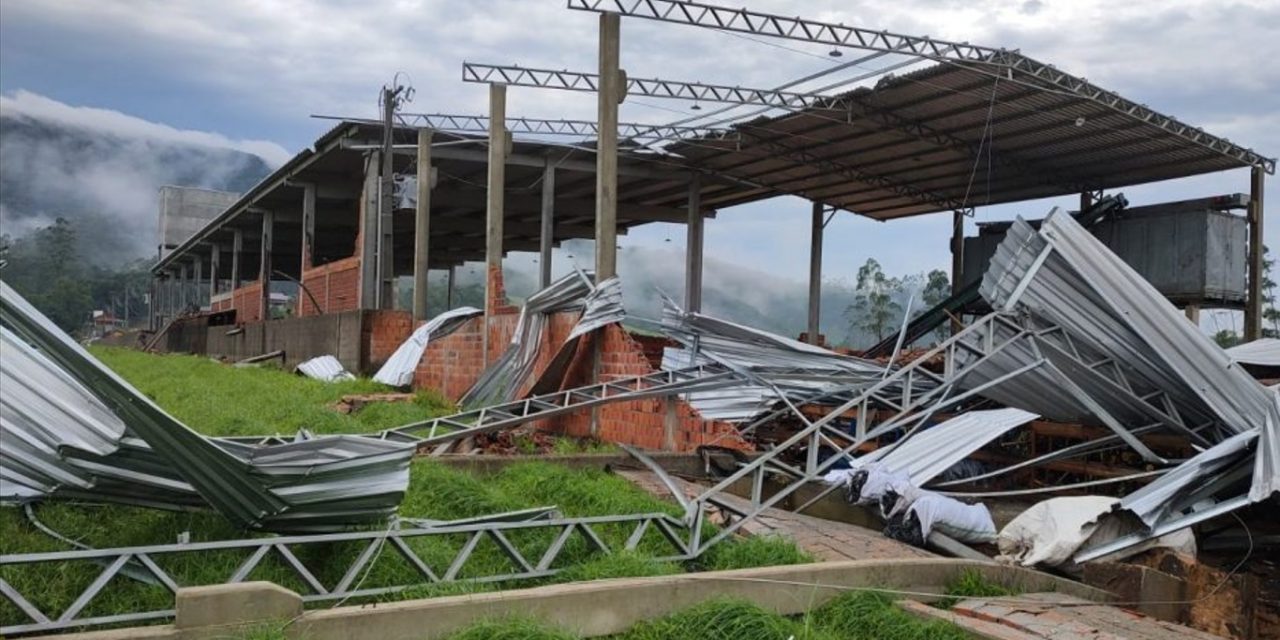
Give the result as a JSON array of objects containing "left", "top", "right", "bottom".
[
  {"left": 0, "top": 513, "right": 692, "bottom": 636},
  {"left": 566, "top": 0, "right": 1002, "bottom": 63},
  {"left": 379, "top": 365, "right": 742, "bottom": 448},
  {"left": 397, "top": 112, "right": 736, "bottom": 143},
  {"left": 681, "top": 312, "right": 1038, "bottom": 554},
  {"left": 462, "top": 63, "right": 847, "bottom": 111}
]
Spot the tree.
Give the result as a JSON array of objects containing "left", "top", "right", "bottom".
[
  {"left": 844, "top": 258, "right": 902, "bottom": 343},
  {"left": 1213, "top": 329, "right": 1242, "bottom": 349},
  {"left": 921, "top": 269, "right": 951, "bottom": 309},
  {"left": 1263, "top": 245, "right": 1279, "bottom": 339}
]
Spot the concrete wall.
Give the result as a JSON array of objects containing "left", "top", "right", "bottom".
[
  {"left": 164, "top": 309, "right": 412, "bottom": 374},
  {"left": 39, "top": 559, "right": 1109, "bottom": 640},
  {"left": 158, "top": 186, "right": 239, "bottom": 259}
]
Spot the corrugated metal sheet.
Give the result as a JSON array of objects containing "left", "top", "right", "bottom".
[
  {"left": 462, "top": 271, "right": 625, "bottom": 408},
  {"left": 980, "top": 209, "right": 1269, "bottom": 437},
  {"left": 864, "top": 408, "right": 1039, "bottom": 485},
  {"left": 0, "top": 280, "right": 414, "bottom": 532},
  {"left": 1227, "top": 338, "right": 1280, "bottom": 367},
  {"left": 373, "top": 306, "right": 482, "bottom": 387},
  {"left": 663, "top": 59, "right": 1261, "bottom": 220},
  {"left": 296, "top": 355, "right": 356, "bottom": 382}
]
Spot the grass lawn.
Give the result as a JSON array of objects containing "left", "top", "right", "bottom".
[
  {"left": 1, "top": 347, "right": 811, "bottom": 630},
  {"left": 85, "top": 346, "right": 456, "bottom": 437}
]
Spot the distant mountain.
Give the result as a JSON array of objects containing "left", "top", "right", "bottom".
[{"left": 0, "top": 111, "right": 272, "bottom": 265}]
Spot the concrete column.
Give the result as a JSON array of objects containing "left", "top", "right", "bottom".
[
  {"left": 485, "top": 83, "right": 508, "bottom": 312},
  {"left": 259, "top": 210, "right": 274, "bottom": 321},
  {"left": 446, "top": 266, "right": 456, "bottom": 310},
  {"left": 807, "top": 201, "right": 823, "bottom": 345},
  {"left": 193, "top": 256, "right": 204, "bottom": 309},
  {"left": 594, "top": 12, "right": 621, "bottom": 283},
  {"left": 360, "top": 151, "right": 380, "bottom": 309},
  {"left": 1246, "top": 167, "right": 1266, "bottom": 341},
  {"left": 1080, "top": 191, "right": 1094, "bottom": 213},
  {"left": 301, "top": 183, "right": 316, "bottom": 274},
  {"left": 951, "top": 209, "right": 965, "bottom": 295},
  {"left": 685, "top": 174, "right": 704, "bottom": 312},
  {"left": 209, "top": 245, "right": 220, "bottom": 301},
  {"left": 231, "top": 229, "right": 243, "bottom": 291},
  {"left": 540, "top": 162, "right": 555, "bottom": 289},
  {"left": 179, "top": 264, "right": 189, "bottom": 311},
  {"left": 378, "top": 91, "right": 396, "bottom": 310},
  {"left": 1185, "top": 304, "right": 1201, "bottom": 326},
  {"left": 413, "top": 128, "right": 434, "bottom": 322}
]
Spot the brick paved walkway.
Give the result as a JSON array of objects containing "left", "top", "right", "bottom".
[{"left": 618, "top": 470, "right": 934, "bottom": 561}]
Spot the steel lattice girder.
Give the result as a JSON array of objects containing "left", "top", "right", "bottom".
[
  {"left": 378, "top": 365, "right": 741, "bottom": 446},
  {"left": 462, "top": 63, "right": 849, "bottom": 111},
  {"left": 681, "top": 312, "right": 1043, "bottom": 554},
  {"left": 397, "top": 113, "right": 737, "bottom": 143},
  {"left": 568, "top": 0, "right": 1274, "bottom": 173},
  {"left": 0, "top": 513, "right": 693, "bottom": 636}
]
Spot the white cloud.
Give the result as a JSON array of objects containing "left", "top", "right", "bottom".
[{"left": 0, "top": 90, "right": 291, "bottom": 166}]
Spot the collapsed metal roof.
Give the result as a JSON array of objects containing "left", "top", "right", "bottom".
[{"left": 0, "top": 280, "right": 415, "bottom": 532}]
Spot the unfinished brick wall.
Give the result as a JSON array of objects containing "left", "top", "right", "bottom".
[
  {"left": 229, "top": 281, "right": 263, "bottom": 323},
  {"left": 364, "top": 310, "right": 413, "bottom": 370},
  {"left": 540, "top": 325, "right": 752, "bottom": 452},
  {"left": 299, "top": 257, "right": 361, "bottom": 317}
]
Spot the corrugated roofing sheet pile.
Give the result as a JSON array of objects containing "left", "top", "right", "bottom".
[{"left": 0, "top": 281, "right": 415, "bottom": 532}]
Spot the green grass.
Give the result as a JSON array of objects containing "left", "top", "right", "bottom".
[
  {"left": 1, "top": 347, "right": 810, "bottom": 630},
  {"left": 441, "top": 592, "right": 974, "bottom": 640},
  {"left": 935, "top": 569, "right": 1016, "bottom": 610},
  {"left": 86, "top": 346, "right": 455, "bottom": 437}
]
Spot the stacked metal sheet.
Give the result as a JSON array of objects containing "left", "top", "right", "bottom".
[
  {"left": 0, "top": 280, "right": 415, "bottom": 532},
  {"left": 373, "top": 306, "right": 483, "bottom": 387},
  {"left": 971, "top": 209, "right": 1279, "bottom": 560}
]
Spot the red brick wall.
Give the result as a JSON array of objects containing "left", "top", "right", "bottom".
[
  {"left": 365, "top": 309, "right": 413, "bottom": 369},
  {"left": 299, "top": 257, "right": 361, "bottom": 317},
  {"left": 229, "top": 281, "right": 263, "bottom": 323}
]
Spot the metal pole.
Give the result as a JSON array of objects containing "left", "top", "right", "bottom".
[
  {"left": 413, "top": 128, "right": 434, "bottom": 322},
  {"left": 807, "top": 201, "right": 823, "bottom": 345},
  {"left": 594, "top": 12, "right": 621, "bottom": 282},
  {"left": 260, "top": 210, "right": 273, "bottom": 322},
  {"left": 1246, "top": 167, "right": 1266, "bottom": 340},
  {"left": 685, "top": 173, "right": 704, "bottom": 312},
  {"left": 540, "top": 162, "right": 555, "bottom": 289}
]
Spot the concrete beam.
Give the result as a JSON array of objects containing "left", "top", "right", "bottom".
[
  {"left": 594, "top": 11, "right": 621, "bottom": 283},
  {"left": 540, "top": 162, "right": 555, "bottom": 289},
  {"left": 685, "top": 174, "right": 703, "bottom": 312},
  {"left": 414, "top": 128, "right": 434, "bottom": 322},
  {"left": 1246, "top": 166, "right": 1266, "bottom": 341},
  {"left": 807, "top": 201, "right": 823, "bottom": 345}
]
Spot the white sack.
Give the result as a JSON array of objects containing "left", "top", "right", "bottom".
[{"left": 907, "top": 492, "right": 997, "bottom": 544}]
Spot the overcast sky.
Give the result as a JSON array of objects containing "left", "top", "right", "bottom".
[{"left": 2, "top": 0, "right": 1277, "bottom": 330}]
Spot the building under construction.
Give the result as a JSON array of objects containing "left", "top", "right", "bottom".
[{"left": 5, "top": 1, "right": 1277, "bottom": 638}]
